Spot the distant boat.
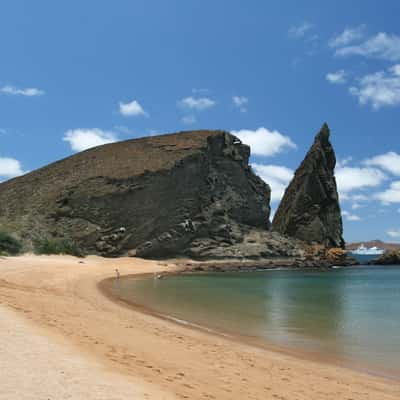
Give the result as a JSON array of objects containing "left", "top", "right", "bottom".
[{"left": 351, "top": 244, "right": 385, "bottom": 256}]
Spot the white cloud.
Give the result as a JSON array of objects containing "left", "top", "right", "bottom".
[
  {"left": 326, "top": 70, "right": 347, "bottom": 84},
  {"left": 288, "top": 22, "right": 313, "bottom": 39},
  {"left": 181, "top": 115, "right": 197, "bottom": 125},
  {"left": 386, "top": 229, "right": 400, "bottom": 238},
  {"left": 63, "top": 128, "right": 118, "bottom": 152},
  {"left": 0, "top": 157, "right": 26, "bottom": 178},
  {"left": 375, "top": 181, "right": 400, "bottom": 203},
  {"left": 232, "top": 96, "right": 248, "bottom": 112},
  {"left": 342, "top": 210, "right": 361, "bottom": 221},
  {"left": 341, "top": 192, "right": 371, "bottom": 202},
  {"left": 351, "top": 203, "right": 362, "bottom": 210},
  {"left": 348, "top": 215, "right": 361, "bottom": 221},
  {"left": 335, "top": 166, "right": 387, "bottom": 194},
  {"left": 351, "top": 194, "right": 369, "bottom": 202},
  {"left": 349, "top": 64, "right": 400, "bottom": 109},
  {"left": 336, "top": 157, "right": 353, "bottom": 168},
  {"left": 331, "top": 32, "right": 400, "bottom": 108},
  {"left": 119, "top": 100, "right": 147, "bottom": 117},
  {"left": 364, "top": 151, "right": 400, "bottom": 176},
  {"left": 335, "top": 32, "right": 400, "bottom": 61},
  {"left": 231, "top": 127, "right": 296, "bottom": 157},
  {"left": 178, "top": 96, "right": 216, "bottom": 111},
  {"left": 252, "top": 164, "right": 293, "bottom": 202},
  {"left": 329, "top": 26, "right": 365, "bottom": 47},
  {"left": 0, "top": 85, "right": 44, "bottom": 96}
]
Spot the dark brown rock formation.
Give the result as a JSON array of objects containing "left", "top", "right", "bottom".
[
  {"left": 371, "top": 250, "right": 400, "bottom": 265},
  {"left": 272, "top": 123, "right": 344, "bottom": 248},
  {"left": 0, "top": 130, "right": 272, "bottom": 258}
]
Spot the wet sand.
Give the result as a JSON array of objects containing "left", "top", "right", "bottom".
[{"left": 0, "top": 255, "right": 399, "bottom": 399}]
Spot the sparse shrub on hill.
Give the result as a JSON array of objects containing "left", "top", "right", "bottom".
[
  {"left": 33, "top": 237, "right": 84, "bottom": 257},
  {"left": 0, "top": 231, "right": 22, "bottom": 255}
]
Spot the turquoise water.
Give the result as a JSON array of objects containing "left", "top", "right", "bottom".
[{"left": 110, "top": 265, "right": 400, "bottom": 377}]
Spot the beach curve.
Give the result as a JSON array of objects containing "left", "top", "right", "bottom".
[{"left": 0, "top": 254, "right": 399, "bottom": 400}]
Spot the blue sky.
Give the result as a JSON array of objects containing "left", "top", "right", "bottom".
[{"left": 1, "top": 0, "right": 400, "bottom": 243}]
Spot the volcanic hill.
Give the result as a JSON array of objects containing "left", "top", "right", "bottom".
[{"left": 0, "top": 126, "right": 346, "bottom": 264}]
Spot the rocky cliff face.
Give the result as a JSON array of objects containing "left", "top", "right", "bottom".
[
  {"left": 0, "top": 130, "right": 272, "bottom": 258},
  {"left": 371, "top": 250, "right": 400, "bottom": 265},
  {"left": 272, "top": 124, "right": 344, "bottom": 248}
]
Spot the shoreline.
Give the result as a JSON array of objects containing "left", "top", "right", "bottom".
[
  {"left": 99, "top": 273, "right": 400, "bottom": 383},
  {"left": 1, "top": 255, "right": 399, "bottom": 399}
]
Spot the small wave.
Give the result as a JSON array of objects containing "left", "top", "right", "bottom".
[{"left": 162, "top": 314, "right": 232, "bottom": 338}]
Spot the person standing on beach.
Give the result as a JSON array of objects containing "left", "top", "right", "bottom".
[{"left": 115, "top": 268, "right": 120, "bottom": 279}]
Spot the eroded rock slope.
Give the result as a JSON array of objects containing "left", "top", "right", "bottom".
[
  {"left": 272, "top": 124, "right": 344, "bottom": 248},
  {"left": 0, "top": 130, "right": 272, "bottom": 258}
]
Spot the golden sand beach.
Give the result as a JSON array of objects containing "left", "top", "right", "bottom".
[{"left": 0, "top": 255, "right": 399, "bottom": 399}]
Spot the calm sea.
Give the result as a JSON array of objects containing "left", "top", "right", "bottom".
[{"left": 109, "top": 265, "right": 400, "bottom": 378}]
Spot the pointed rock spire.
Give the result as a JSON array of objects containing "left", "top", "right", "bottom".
[{"left": 272, "top": 123, "right": 344, "bottom": 248}]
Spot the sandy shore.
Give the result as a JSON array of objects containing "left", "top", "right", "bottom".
[{"left": 0, "top": 255, "right": 399, "bottom": 399}]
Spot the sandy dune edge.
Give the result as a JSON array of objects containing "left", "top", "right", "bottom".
[{"left": 0, "top": 255, "right": 399, "bottom": 400}]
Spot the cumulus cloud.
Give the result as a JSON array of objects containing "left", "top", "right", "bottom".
[
  {"left": 375, "top": 181, "right": 400, "bottom": 203},
  {"left": 0, "top": 157, "right": 26, "bottom": 178},
  {"left": 351, "top": 194, "right": 369, "bottom": 202},
  {"left": 335, "top": 166, "right": 387, "bottom": 194},
  {"left": 252, "top": 164, "right": 293, "bottom": 202},
  {"left": 340, "top": 192, "right": 371, "bottom": 203},
  {"left": 231, "top": 127, "right": 296, "bottom": 157},
  {"left": 336, "top": 157, "right": 353, "bottom": 168},
  {"left": 288, "top": 22, "right": 313, "bottom": 39},
  {"left": 364, "top": 151, "right": 400, "bottom": 175},
  {"left": 119, "top": 100, "right": 147, "bottom": 117},
  {"left": 335, "top": 32, "right": 400, "bottom": 61},
  {"left": 329, "top": 26, "right": 365, "bottom": 48},
  {"left": 349, "top": 64, "right": 400, "bottom": 109},
  {"left": 63, "top": 128, "right": 118, "bottom": 152},
  {"left": 178, "top": 96, "right": 216, "bottom": 111},
  {"left": 326, "top": 70, "right": 347, "bottom": 84},
  {"left": 386, "top": 229, "right": 400, "bottom": 238},
  {"left": 330, "top": 31, "right": 400, "bottom": 108},
  {"left": 342, "top": 210, "right": 361, "bottom": 221},
  {"left": 232, "top": 96, "right": 249, "bottom": 112},
  {"left": 0, "top": 85, "right": 44, "bottom": 96}
]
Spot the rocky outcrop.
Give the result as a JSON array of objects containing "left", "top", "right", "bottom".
[
  {"left": 371, "top": 250, "right": 400, "bottom": 265},
  {"left": 0, "top": 130, "right": 272, "bottom": 258},
  {"left": 0, "top": 126, "right": 352, "bottom": 265},
  {"left": 272, "top": 123, "right": 344, "bottom": 248}
]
